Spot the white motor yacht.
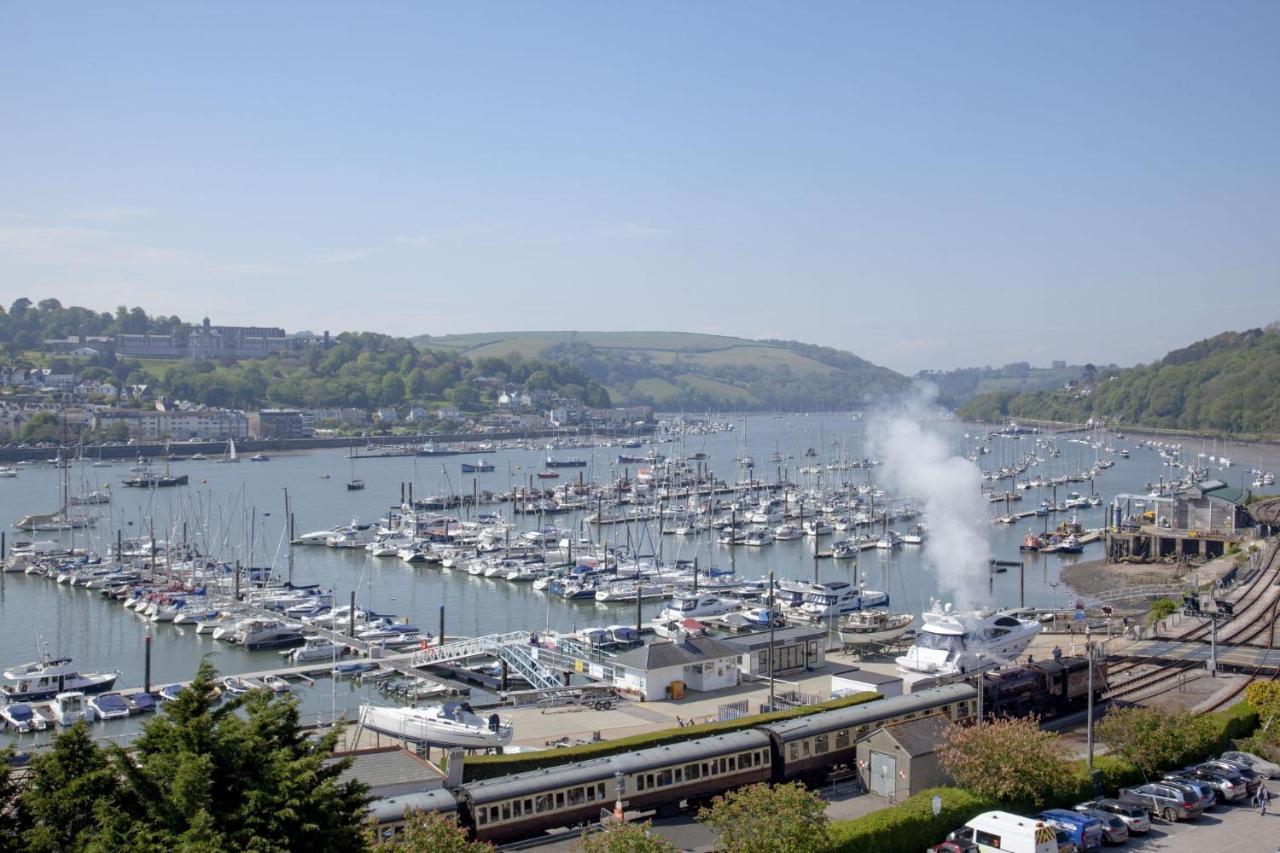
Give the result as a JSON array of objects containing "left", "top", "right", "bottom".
[
  {"left": 3, "top": 650, "right": 119, "bottom": 702},
  {"left": 896, "top": 600, "right": 1043, "bottom": 676},
  {"left": 359, "top": 701, "right": 512, "bottom": 749},
  {"left": 796, "top": 581, "right": 889, "bottom": 620},
  {"left": 285, "top": 635, "right": 346, "bottom": 663},
  {"left": 655, "top": 592, "right": 737, "bottom": 624}
]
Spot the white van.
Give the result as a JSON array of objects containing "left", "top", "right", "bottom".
[{"left": 952, "top": 811, "right": 1058, "bottom": 853}]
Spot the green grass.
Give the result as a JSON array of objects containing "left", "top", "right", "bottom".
[
  {"left": 630, "top": 377, "right": 683, "bottom": 402},
  {"left": 678, "top": 374, "right": 758, "bottom": 403}
]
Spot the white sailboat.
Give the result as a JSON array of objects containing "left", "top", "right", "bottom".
[
  {"left": 359, "top": 702, "right": 513, "bottom": 748},
  {"left": 217, "top": 438, "right": 240, "bottom": 464}
]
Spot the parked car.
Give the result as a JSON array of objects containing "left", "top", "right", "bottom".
[
  {"left": 930, "top": 841, "right": 978, "bottom": 853},
  {"left": 948, "top": 811, "right": 1061, "bottom": 853},
  {"left": 1175, "top": 766, "right": 1248, "bottom": 802},
  {"left": 1160, "top": 778, "right": 1215, "bottom": 812},
  {"left": 1201, "top": 758, "right": 1262, "bottom": 795},
  {"left": 1038, "top": 809, "right": 1103, "bottom": 852},
  {"left": 1220, "top": 750, "right": 1280, "bottom": 779},
  {"left": 1073, "top": 799, "right": 1150, "bottom": 834},
  {"left": 1119, "top": 783, "right": 1204, "bottom": 821},
  {"left": 1073, "top": 809, "right": 1129, "bottom": 845}
]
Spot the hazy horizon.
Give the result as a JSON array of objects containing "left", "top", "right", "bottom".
[{"left": 3, "top": 2, "right": 1277, "bottom": 373}]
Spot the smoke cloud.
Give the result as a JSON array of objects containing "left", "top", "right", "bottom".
[{"left": 870, "top": 384, "right": 991, "bottom": 610}]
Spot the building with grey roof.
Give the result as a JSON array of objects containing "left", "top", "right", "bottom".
[{"left": 611, "top": 637, "right": 740, "bottom": 701}]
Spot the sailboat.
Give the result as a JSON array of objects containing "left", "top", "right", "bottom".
[
  {"left": 217, "top": 437, "right": 240, "bottom": 464},
  {"left": 346, "top": 443, "right": 365, "bottom": 491}
]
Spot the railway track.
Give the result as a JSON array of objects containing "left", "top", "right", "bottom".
[{"left": 1102, "top": 498, "right": 1280, "bottom": 703}]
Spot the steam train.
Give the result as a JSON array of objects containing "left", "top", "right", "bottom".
[{"left": 981, "top": 655, "right": 1108, "bottom": 720}]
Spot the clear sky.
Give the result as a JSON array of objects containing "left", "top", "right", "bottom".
[{"left": 2, "top": 2, "right": 1277, "bottom": 374}]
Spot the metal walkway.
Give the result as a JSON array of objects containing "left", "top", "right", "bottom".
[{"left": 409, "top": 632, "right": 582, "bottom": 691}]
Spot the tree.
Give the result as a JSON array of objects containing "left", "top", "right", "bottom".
[
  {"left": 106, "top": 659, "right": 371, "bottom": 851},
  {"left": 1096, "top": 706, "right": 1215, "bottom": 778},
  {"left": 1148, "top": 598, "right": 1179, "bottom": 624},
  {"left": 0, "top": 746, "right": 27, "bottom": 848},
  {"left": 578, "top": 821, "right": 677, "bottom": 852},
  {"left": 938, "top": 717, "right": 1067, "bottom": 808},
  {"left": 698, "top": 782, "right": 830, "bottom": 853},
  {"left": 1245, "top": 682, "right": 1280, "bottom": 732},
  {"left": 367, "top": 809, "right": 493, "bottom": 852},
  {"left": 19, "top": 411, "right": 61, "bottom": 444},
  {"left": 19, "top": 722, "right": 118, "bottom": 852}
]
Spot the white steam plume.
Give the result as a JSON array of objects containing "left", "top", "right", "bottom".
[{"left": 870, "top": 386, "right": 991, "bottom": 610}]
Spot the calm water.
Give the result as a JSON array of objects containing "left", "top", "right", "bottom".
[{"left": 2, "top": 414, "right": 1276, "bottom": 743}]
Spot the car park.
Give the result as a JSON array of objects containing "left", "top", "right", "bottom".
[
  {"left": 1038, "top": 809, "right": 1103, "bottom": 852},
  {"left": 1073, "top": 799, "right": 1150, "bottom": 834},
  {"left": 1220, "top": 750, "right": 1280, "bottom": 779},
  {"left": 1118, "top": 783, "right": 1204, "bottom": 821}
]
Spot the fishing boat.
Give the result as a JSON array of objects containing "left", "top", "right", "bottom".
[
  {"left": 1019, "top": 531, "right": 1044, "bottom": 552},
  {"left": 461, "top": 459, "right": 496, "bottom": 473},
  {"left": 2, "top": 650, "right": 119, "bottom": 702},
  {"left": 545, "top": 457, "right": 587, "bottom": 468},
  {"left": 838, "top": 610, "right": 915, "bottom": 648},
  {"left": 536, "top": 471, "right": 560, "bottom": 479},
  {"left": 358, "top": 701, "right": 513, "bottom": 749}
]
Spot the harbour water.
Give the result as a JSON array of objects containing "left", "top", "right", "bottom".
[{"left": 2, "top": 413, "right": 1276, "bottom": 745}]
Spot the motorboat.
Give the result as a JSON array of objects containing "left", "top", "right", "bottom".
[
  {"left": 261, "top": 675, "right": 290, "bottom": 694},
  {"left": 285, "top": 635, "right": 346, "bottom": 663},
  {"left": 875, "top": 530, "right": 903, "bottom": 550},
  {"left": 773, "top": 524, "right": 803, "bottom": 541},
  {"left": 87, "top": 692, "right": 131, "bottom": 720},
  {"left": 0, "top": 702, "right": 43, "bottom": 732},
  {"left": 1019, "top": 532, "right": 1043, "bottom": 552},
  {"left": 222, "top": 676, "right": 253, "bottom": 696},
  {"left": 656, "top": 592, "right": 737, "bottom": 623},
  {"left": 47, "top": 691, "right": 93, "bottom": 726},
  {"left": 158, "top": 683, "right": 185, "bottom": 703},
  {"left": 461, "top": 459, "right": 496, "bottom": 473},
  {"left": 896, "top": 600, "right": 1043, "bottom": 676},
  {"left": 294, "top": 528, "right": 338, "bottom": 546},
  {"left": 3, "top": 650, "right": 119, "bottom": 702},
  {"left": 326, "top": 521, "right": 379, "bottom": 549},
  {"left": 796, "top": 581, "right": 888, "bottom": 620},
  {"left": 743, "top": 529, "right": 774, "bottom": 546},
  {"left": 358, "top": 701, "right": 513, "bottom": 749},
  {"left": 901, "top": 525, "right": 927, "bottom": 545},
  {"left": 838, "top": 610, "right": 915, "bottom": 648},
  {"left": 803, "top": 519, "right": 834, "bottom": 537}
]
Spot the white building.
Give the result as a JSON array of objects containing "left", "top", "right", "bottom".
[{"left": 610, "top": 637, "right": 740, "bottom": 701}]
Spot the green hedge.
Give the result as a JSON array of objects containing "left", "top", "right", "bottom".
[
  {"left": 462, "top": 691, "right": 881, "bottom": 781},
  {"left": 828, "top": 787, "right": 996, "bottom": 853},
  {"left": 828, "top": 701, "right": 1261, "bottom": 853}
]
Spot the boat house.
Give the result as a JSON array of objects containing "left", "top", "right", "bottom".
[
  {"left": 611, "top": 637, "right": 740, "bottom": 701},
  {"left": 1106, "top": 479, "right": 1252, "bottom": 561},
  {"left": 721, "top": 627, "right": 827, "bottom": 678}
]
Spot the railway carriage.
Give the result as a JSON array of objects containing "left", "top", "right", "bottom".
[
  {"left": 457, "top": 730, "right": 773, "bottom": 844},
  {"left": 759, "top": 684, "right": 978, "bottom": 782},
  {"left": 370, "top": 788, "right": 460, "bottom": 841}
]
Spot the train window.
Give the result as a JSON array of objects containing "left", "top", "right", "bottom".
[
  {"left": 801, "top": 740, "right": 810, "bottom": 757},
  {"left": 536, "top": 794, "right": 551, "bottom": 813},
  {"left": 687, "top": 763, "right": 700, "bottom": 780},
  {"left": 647, "top": 773, "right": 655, "bottom": 789},
  {"left": 636, "top": 775, "right": 645, "bottom": 792},
  {"left": 568, "top": 788, "right": 583, "bottom": 806},
  {"left": 788, "top": 743, "right": 799, "bottom": 761},
  {"left": 512, "top": 800, "right": 521, "bottom": 818},
  {"left": 598, "top": 784, "right": 607, "bottom": 800},
  {"left": 501, "top": 803, "right": 511, "bottom": 821},
  {"left": 657, "top": 769, "right": 673, "bottom": 787},
  {"left": 674, "top": 767, "right": 683, "bottom": 783},
  {"left": 555, "top": 792, "right": 565, "bottom": 809},
  {"left": 719, "top": 758, "right": 728, "bottom": 774},
  {"left": 835, "top": 729, "right": 850, "bottom": 749},
  {"left": 726, "top": 756, "right": 736, "bottom": 772},
  {"left": 815, "top": 734, "right": 829, "bottom": 754},
  {"left": 524, "top": 798, "right": 533, "bottom": 814},
  {"left": 476, "top": 809, "right": 488, "bottom": 826},
  {"left": 586, "top": 786, "right": 596, "bottom": 803},
  {"left": 702, "top": 761, "right": 711, "bottom": 777}
]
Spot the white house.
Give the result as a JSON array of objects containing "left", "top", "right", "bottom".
[{"left": 610, "top": 637, "right": 740, "bottom": 701}]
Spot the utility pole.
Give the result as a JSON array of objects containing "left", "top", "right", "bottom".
[
  {"left": 768, "top": 569, "right": 776, "bottom": 712},
  {"left": 1086, "top": 627, "right": 1094, "bottom": 772}
]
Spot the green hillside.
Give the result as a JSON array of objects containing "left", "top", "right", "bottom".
[
  {"left": 958, "top": 326, "right": 1280, "bottom": 438},
  {"left": 413, "top": 330, "right": 907, "bottom": 410}
]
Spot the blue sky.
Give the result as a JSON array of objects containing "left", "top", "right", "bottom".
[{"left": 2, "top": 2, "right": 1277, "bottom": 373}]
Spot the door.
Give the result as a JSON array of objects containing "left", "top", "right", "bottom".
[{"left": 869, "top": 751, "right": 896, "bottom": 797}]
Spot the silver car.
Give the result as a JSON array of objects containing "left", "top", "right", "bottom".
[
  {"left": 1220, "top": 751, "right": 1280, "bottom": 780},
  {"left": 1075, "top": 799, "right": 1151, "bottom": 834}
]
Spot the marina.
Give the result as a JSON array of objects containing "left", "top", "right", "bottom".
[{"left": 2, "top": 413, "right": 1277, "bottom": 749}]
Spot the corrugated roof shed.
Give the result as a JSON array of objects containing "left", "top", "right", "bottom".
[{"left": 612, "top": 636, "right": 741, "bottom": 670}]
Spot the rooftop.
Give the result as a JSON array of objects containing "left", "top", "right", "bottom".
[
  {"left": 612, "top": 636, "right": 741, "bottom": 671},
  {"left": 720, "top": 627, "right": 828, "bottom": 651},
  {"left": 881, "top": 714, "right": 949, "bottom": 758},
  {"left": 330, "top": 746, "right": 442, "bottom": 791}
]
